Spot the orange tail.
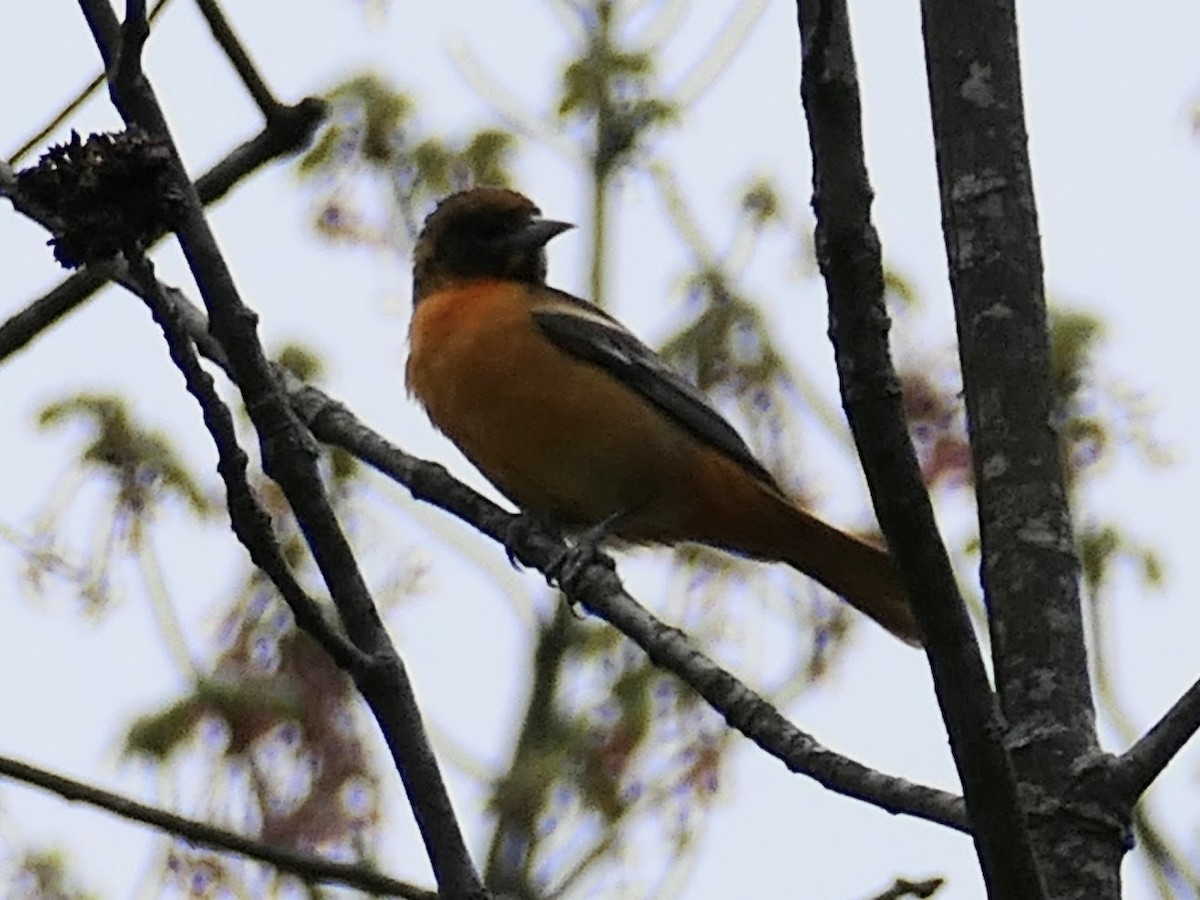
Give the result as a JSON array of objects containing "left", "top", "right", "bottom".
[
  {"left": 683, "top": 453, "right": 922, "bottom": 645},
  {"left": 768, "top": 499, "right": 920, "bottom": 646}
]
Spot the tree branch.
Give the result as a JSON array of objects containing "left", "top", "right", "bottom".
[
  {"left": 239, "top": 312, "right": 973, "bottom": 834},
  {"left": 865, "top": 877, "right": 946, "bottom": 900},
  {"left": 124, "top": 249, "right": 370, "bottom": 674},
  {"left": 192, "top": 0, "right": 281, "bottom": 118},
  {"left": 1113, "top": 673, "right": 1200, "bottom": 801},
  {"left": 74, "top": 2, "right": 484, "bottom": 894},
  {"left": 794, "top": 2, "right": 1043, "bottom": 896},
  {"left": 165, "top": 287, "right": 973, "bottom": 832},
  {"left": 919, "top": 0, "right": 1122, "bottom": 893},
  {"left": 4, "top": 5, "right": 971, "bottom": 859},
  {"left": 0, "top": 753, "right": 435, "bottom": 899}
]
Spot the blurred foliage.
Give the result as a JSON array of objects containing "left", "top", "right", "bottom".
[
  {"left": 0, "top": 849, "right": 98, "bottom": 900},
  {"left": 125, "top": 602, "right": 379, "bottom": 855},
  {"left": 298, "top": 73, "right": 516, "bottom": 246},
  {"left": 557, "top": 0, "right": 678, "bottom": 178},
  {"left": 36, "top": 394, "right": 209, "bottom": 518},
  {"left": 900, "top": 304, "right": 1170, "bottom": 608},
  {"left": 0, "top": 394, "right": 212, "bottom": 613},
  {"left": 115, "top": 345, "right": 390, "bottom": 891}
]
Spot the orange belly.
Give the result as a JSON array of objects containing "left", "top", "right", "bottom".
[{"left": 407, "top": 281, "right": 694, "bottom": 530}]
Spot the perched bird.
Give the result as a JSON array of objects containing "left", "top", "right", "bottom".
[{"left": 406, "top": 186, "right": 920, "bottom": 645}]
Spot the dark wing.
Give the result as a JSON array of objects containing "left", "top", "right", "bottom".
[{"left": 532, "top": 289, "right": 779, "bottom": 489}]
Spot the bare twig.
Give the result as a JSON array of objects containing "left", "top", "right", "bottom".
[
  {"left": 1114, "top": 674, "right": 1200, "bottom": 801},
  {"left": 123, "top": 249, "right": 369, "bottom": 674},
  {"left": 1089, "top": 589, "right": 1200, "bottom": 894},
  {"left": 192, "top": 0, "right": 281, "bottom": 117},
  {"left": 0, "top": 753, "right": 434, "bottom": 899},
  {"left": 73, "top": 1, "right": 484, "bottom": 894},
  {"left": 865, "top": 877, "right": 946, "bottom": 900},
  {"left": 795, "top": 2, "right": 1044, "bottom": 896}
]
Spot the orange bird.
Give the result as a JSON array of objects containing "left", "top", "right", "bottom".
[{"left": 407, "top": 187, "right": 920, "bottom": 645}]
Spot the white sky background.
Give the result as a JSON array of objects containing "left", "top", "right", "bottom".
[{"left": 2, "top": 1, "right": 1199, "bottom": 898}]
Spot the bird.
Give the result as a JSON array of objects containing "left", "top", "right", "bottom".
[{"left": 406, "top": 186, "right": 920, "bottom": 645}]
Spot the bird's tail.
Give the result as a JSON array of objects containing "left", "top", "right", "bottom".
[
  {"left": 769, "top": 498, "right": 921, "bottom": 646},
  {"left": 687, "top": 458, "right": 922, "bottom": 645}
]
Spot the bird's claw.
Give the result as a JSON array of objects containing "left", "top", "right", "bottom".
[
  {"left": 547, "top": 539, "right": 616, "bottom": 592},
  {"left": 503, "top": 512, "right": 563, "bottom": 571},
  {"left": 505, "top": 510, "right": 624, "bottom": 590}
]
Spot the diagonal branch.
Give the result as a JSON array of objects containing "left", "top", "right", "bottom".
[
  {"left": 309, "top": 387, "right": 970, "bottom": 831},
  {"left": 192, "top": 0, "right": 280, "bottom": 118},
  {"left": 794, "top": 0, "right": 1044, "bottom": 895},
  {"left": 537, "top": 547, "right": 972, "bottom": 832},
  {"left": 74, "top": 2, "right": 484, "bottom": 895},
  {"left": 123, "top": 249, "right": 369, "bottom": 674},
  {"left": 0, "top": 753, "right": 434, "bottom": 899},
  {"left": 1113, "top": 673, "right": 1200, "bottom": 802}
]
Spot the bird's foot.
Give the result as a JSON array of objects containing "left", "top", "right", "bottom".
[
  {"left": 546, "top": 513, "right": 623, "bottom": 592},
  {"left": 547, "top": 538, "right": 615, "bottom": 591},
  {"left": 502, "top": 512, "right": 565, "bottom": 571}
]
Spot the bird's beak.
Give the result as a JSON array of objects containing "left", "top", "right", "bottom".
[{"left": 502, "top": 218, "right": 575, "bottom": 254}]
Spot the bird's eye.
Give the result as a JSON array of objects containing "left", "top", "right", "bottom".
[{"left": 470, "top": 216, "right": 512, "bottom": 242}]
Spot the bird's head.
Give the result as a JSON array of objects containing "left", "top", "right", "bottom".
[{"left": 412, "top": 187, "right": 575, "bottom": 302}]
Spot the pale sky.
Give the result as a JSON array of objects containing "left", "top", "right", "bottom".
[{"left": 2, "top": 1, "right": 1199, "bottom": 898}]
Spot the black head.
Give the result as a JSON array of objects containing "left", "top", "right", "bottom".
[{"left": 412, "top": 187, "right": 574, "bottom": 302}]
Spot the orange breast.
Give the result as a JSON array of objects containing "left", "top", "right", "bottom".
[{"left": 406, "top": 281, "right": 694, "bottom": 527}]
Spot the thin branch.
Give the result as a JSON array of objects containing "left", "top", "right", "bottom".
[
  {"left": 559, "top": 560, "right": 971, "bottom": 831},
  {"left": 1089, "top": 585, "right": 1200, "bottom": 893},
  {"left": 447, "top": 37, "right": 582, "bottom": 164},
  {"left": 75, "top": 1, "right": 484, "bottom": 894},
  {"left": 865, "top": 878, "right": 946, "bottom": 900},
  {"left": 123, "top": 249, "right": 370, "bottom": 675},
  {"left": 669, "top": 0, "right": 772, "bottom": 106},
  {"left": 0, "top": 96, "right": 327, "bottom": 364},
  {"left": 114, "top": 0, "right": 151, "bottom": 97},
  {"left": 1130, "top": 805, "right": 1200, "bottom": 898},
  {"left": 0, "top": 753, "right": 435, "bottom": 899},
  {"left": 1113, "top": 673, "right": 1200, "bottom": 801},
  {"left": 648, "top": 162, "right": 852, "bottom": 448},
  {"left": 192, "top": 0, "right": 281, "bottom": 117},
  {"left": 794, "top": 1, "right": 1045, "bottom": 896}
]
